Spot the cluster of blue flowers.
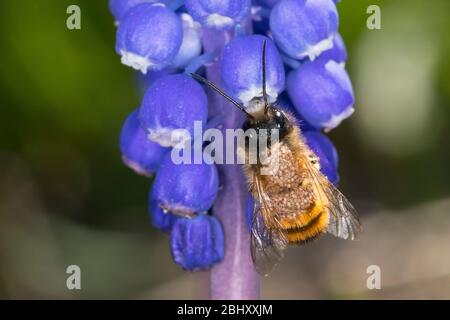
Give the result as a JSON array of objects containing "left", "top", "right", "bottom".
[{"left": 111, "top": 0, "right": 354, "bottom": 271}]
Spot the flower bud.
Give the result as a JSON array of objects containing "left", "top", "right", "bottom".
[
  {"left": 171, "top": 214, "right": 224, "bottom": 270},
  {"left": 270, "top": 0, "right": 338, "bottom": 61},
  {"left": 140, "top": 74, "right": 208, "bottom": 147},
  {"left": 221, "top": 35, "right": 285, "bottom": 106},
  {"left": 119, "top": 109, "right": 168, "bottom": 176},
  {"left": 152, "top": 153, "right": 219, "bottom": 215},
  {"left": 115, "top": 3, "right": 183, "bottom": 74},
  {"left": 287, "top": 59, "right": 354, "bottom": 131}
]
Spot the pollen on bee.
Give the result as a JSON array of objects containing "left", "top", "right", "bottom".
[{"left": 259, "top": 142, "right": 305, "bottom": 189}]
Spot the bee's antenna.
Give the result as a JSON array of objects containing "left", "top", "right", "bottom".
[
  {"left": 262, "top": 39, "right": 269, "bottom": 113},
  {"left": 190, "top": 73, "right": 254, "bottom": 119}
]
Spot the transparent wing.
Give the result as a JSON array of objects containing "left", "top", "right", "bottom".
[
  {"left": 302, "top": 152, "right": 362, "bottom": 241},
  {"left": 250, "top": 174, "right": 288, "bottom": 276},
  {"left": 325, "top": 184, "right": 362, "bottom": 240}
]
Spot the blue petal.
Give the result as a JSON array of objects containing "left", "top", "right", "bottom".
[
  {"left": 319, "top": 33, "right": 347, "bottom": 64},
  {"left": 109, "top": 0, "right": 167, "bottom": 22},
  {"left": 140, "top": 74, "right": 208, "bottom": 147},
  {"left": 171, "top": 214, "right": 224, "bottom": 270},
  {"left": 287, "top": 58, "right": 354, "bottom": 131},
  {"left": 153, "top": 153, "right": 219, "bottom": 214},
  {"left": 115, "top": 3, "right": 183, "bottom": 73},
  {"left": 119, "top": 109, "right": 168, "bottom": 176},
  {"left": 149, "top": 186, "right": 179, "bottom": 232},
  {"left": 185, "top": 0, "right": 251, "bottom": 30},
  {"left": 276, "top": 93, "right": 318, "bottom": 132},
  {"left": 221, "top": 35, "right": 285, "bottom": 106},
  {"left": 270, "top": 0, "right": 338, "bottom": 61}
]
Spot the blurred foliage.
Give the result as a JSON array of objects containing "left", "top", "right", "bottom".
[
  {"left": 348, "top": 0, "right": 450, "bottom": 207},
  {"left": 0, "top": 0, "right": 150, "bottom": 226},
  {"left": 0, "top": 0, "right": 449, "bottom": 298}
]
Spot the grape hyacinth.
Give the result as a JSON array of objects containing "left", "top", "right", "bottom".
[
  {"left": 221, "top": 34, "right": 285, "bottom": 106},
  {"left": 139, "top": 73, "right": 208, "bottom": 147},
  {"left": 270, "top": 0, "right": 338, "bottom": 61},
  {"left": 111, "top": 0, "right": 355, "bottom": 299},
  {"left": 119, "top": 108, "right": 168, "bottom": 176},
  {"left": 115, "top": 3, "right": 183, "bottom": 74}
]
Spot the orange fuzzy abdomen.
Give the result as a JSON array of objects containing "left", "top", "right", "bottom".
[{"left": 281, "top": 205, "right": 329, "bottom": 244}]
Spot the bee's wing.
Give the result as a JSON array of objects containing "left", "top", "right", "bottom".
[
  {"left": 324, "top": 183, "right": 362, "bottom": 240},
  {"left": 250, "top": 174, "right": 288, "bottom": 276},
  {"left": 302, "top": 154, "right": 362, "bottom": 241}
]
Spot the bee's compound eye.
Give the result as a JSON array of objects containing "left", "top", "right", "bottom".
[{"left": 274, "top": 110, "right": 286, "bottom": 129}]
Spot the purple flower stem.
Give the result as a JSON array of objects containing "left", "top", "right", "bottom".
[{"left": 203, "top": 28, "right": 260, "bottom": 300}]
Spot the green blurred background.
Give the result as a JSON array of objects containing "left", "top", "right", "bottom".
[{"left": 0, "top": 0, "right": 449, "bottom": 299}]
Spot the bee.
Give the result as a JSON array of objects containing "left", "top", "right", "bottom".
[{"left": 191, "top": 40, "right": 362, "bottom": 275}]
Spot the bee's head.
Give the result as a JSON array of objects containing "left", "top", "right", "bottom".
[{"left": 242, "top": 105, "right": 292, "bottom": 140}]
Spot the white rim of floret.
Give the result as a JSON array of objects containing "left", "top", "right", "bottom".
[
  {"left": 180, "top": 12, "right": 201, "bottom": 31},
  {"left": 120, "top": 50, "right": 151, "bottom": 74},
  {"left": 121, "top": 155, "right": 153, "bottom": 177},
  {"left": 205, "top": 13, "right": 235, "bottom": 29},
  {"left": 238, "top": 85, "right": 279, "bottom": 110},
  {"left": 147, "top": 127, "right": 192, "bottom": 148},
  {"left": 322, "top": 106, "right": 355, "bottom": 133},
  {"left": 302, "top": 35, "right": 334, "bottom": 61},
  {"left": 152, "top": 2, "right": 166, "bottom": 8},
  {"left": 160, "top": 202, "right": 197, "bottom": 218},
  {"left": 120, "top": 50, "right": 163, "bottom": 75}
]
